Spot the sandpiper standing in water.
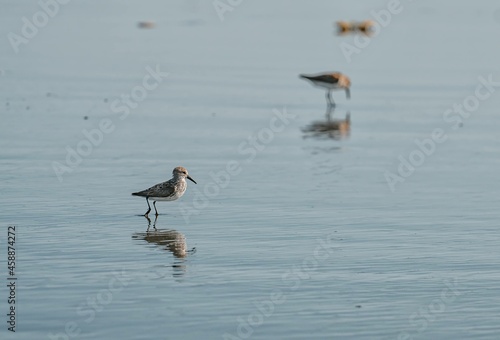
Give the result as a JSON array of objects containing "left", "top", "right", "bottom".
[
  {"left": 132, "top": 166, "right": 197, "bottom": 217},
  {"left": 299, "top": 72, "right": 351, "bottom": 107}
]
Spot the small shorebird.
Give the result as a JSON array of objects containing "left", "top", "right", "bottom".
[
  {"left": 336, "top": 21, "right": 355, "bottom": 34},
  {"left": 299, "top": 72, "right": 351, "bottom": 107},
  {"left": 356, "top": 20, "right": 375, "bottom": 35},
  {"left": 132, "top": 166, "right": 196, "bottom": 217},
  {"left": 335, "top": 20, "right": 375, "bottom": 36}
]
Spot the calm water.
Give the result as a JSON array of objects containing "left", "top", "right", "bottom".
[{"left": 1, "top": 1, "right": 500, "bottom": 339}]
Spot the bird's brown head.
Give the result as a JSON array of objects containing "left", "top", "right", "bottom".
[
  {"left": 332, "top": 72, "right": 351, "bottom": 89},
  {"left": 173, "top": 166, "right": 197, "bottom": 184}
]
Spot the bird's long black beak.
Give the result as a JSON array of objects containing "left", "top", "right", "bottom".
[
  {"left": 345, "top": 88, "right": 351, "bottom": 100},
  {"left": 187, "top": 175, "right": 197, "bottom": 184}
]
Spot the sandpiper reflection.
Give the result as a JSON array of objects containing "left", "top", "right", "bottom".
[
  {"left": 302, "top": 106, "right": 351, "bottom": 140},
  {"left": 133, "top": 216, "right": 193, "bottom": 258},
  {"left": 132, "top": 216, "right": 195, "bottom": 279}
]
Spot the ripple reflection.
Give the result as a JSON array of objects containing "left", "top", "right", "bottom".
[
  {"left": 302, "top": 106, "right": 351, "bottom": 140},
  {"left": 132, "top": 216, "right": 196, "bottom": 279}
]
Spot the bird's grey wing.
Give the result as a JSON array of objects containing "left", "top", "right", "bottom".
[
  {"left": 134, "top": 180, "right": 175, "bottom": 198},
  {"left": 303, "top": 74, "right": 338, "bottom": 84}
]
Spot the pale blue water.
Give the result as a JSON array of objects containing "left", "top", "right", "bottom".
[{"left": 1, "top": 1, "right": 500, "bottom": 339}]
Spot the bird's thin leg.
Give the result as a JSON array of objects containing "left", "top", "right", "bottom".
[
  {"left": 325, "top": 104, "right": 334, "bottom": 121},
  {"left": 144, "top": 198, "right": 151, "bottom": 217},
  {"left": 153, "top": 201, "right": 159, "bottom": 216},
  {"left": 326, "top": 91, "right": 335, "bottom": 107},
  {"left": 153, "top": 215, "right": 158, "bottom": 230}
]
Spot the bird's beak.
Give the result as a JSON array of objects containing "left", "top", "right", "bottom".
[
  {"left": 345, "top": 88, "right": 351, "bottom": 100},
  {"left": 187, "top": 175, "right": 197, "bottom": 184}
]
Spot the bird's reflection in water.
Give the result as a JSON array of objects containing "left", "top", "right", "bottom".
[
  {"left": 302, "top": 105, "right": 351, "bottom": 140},
  {"left": 131, "top": 216, "right": 196, "bottom": 280}
]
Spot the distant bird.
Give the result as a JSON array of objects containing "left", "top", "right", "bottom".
[
  {"left": 336, "top": 21, "right": 354, "bottom": 34},
  {"left": 300, "top": 72, "right": 351, "bottom": 107},
  {"left": 335, "top": 20, "right": 375, "bottom": 36},
  {"left": 356, "top": 20, "right": 375, "bottom": 35},
  {"left": 132, "top": 166, "right": 196, "bottom": 217},
  {"left": 137, "top": 21, "right": 155, "bottom": 29}
]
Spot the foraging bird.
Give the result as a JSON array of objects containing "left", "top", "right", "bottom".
[
  {"left": 356, "top": 20, "right": 375, "bottom": 35},
  {"left": 336, "top": 21, "right": 355, "bottom": 34},
  {"left": 299, "top": 72, "right": 351, "bottom": 107},
  {"left": 132, "top": 166, "right": 197, "bottom": 217},
  {"left": 335, "top": 20, "right": 375, "bottom": 36}
]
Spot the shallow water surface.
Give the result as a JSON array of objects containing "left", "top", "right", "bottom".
[{"left": 1, "top": 1, "right": 500, "bottom": 339}]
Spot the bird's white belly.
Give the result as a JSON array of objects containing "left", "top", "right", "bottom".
[
  {"left": 148, "top": 195, "right": 179, "bottom": 202},
  {"left": 314, "top": 82, "right": 340, "bottom": 90}
]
